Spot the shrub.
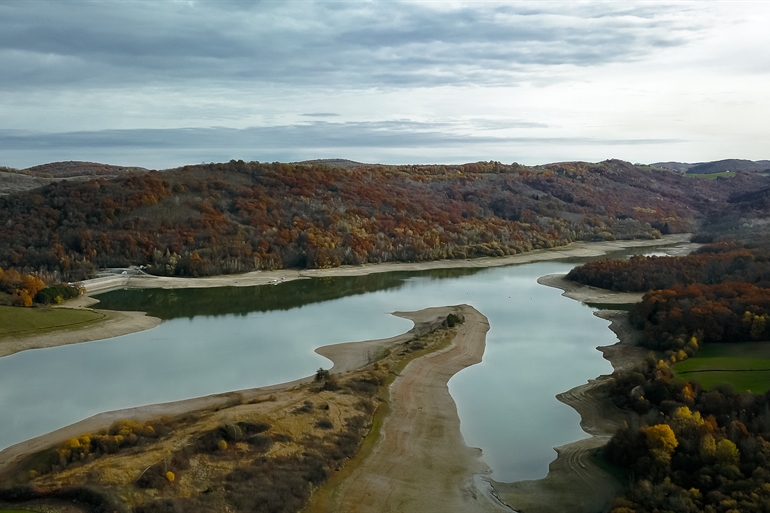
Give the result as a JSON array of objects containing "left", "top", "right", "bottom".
[{"left": 446, "top": 313, "right": 464, "bottom": 327}]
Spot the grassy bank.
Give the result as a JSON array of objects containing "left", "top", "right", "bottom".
[{"left": 0, "top": 306, "right": 104, "bottom": 338}]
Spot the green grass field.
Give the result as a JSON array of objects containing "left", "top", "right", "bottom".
[
  {"left": 686, "top": 171, "right": 734, "bottom": 180},
  {"left": 674, "top": 342, "right": 770, "bottom": 394},
  {"left": 0, "top": 305, "right": 104, "bottom": 338}
]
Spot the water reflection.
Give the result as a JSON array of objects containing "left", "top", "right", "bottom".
[
  {"left": 0, "top": 261, "right": 624, "bottom": 482},
  {"left": 95, "top": 268, "right": 486, "bottom": 320}
]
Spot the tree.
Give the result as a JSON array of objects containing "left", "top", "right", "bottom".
[
  {"left": 715, "top": 439, "right": 740, "bottom": 466},
  {"left": 642, "top": 424, "right": 678, "bottom": 464}
]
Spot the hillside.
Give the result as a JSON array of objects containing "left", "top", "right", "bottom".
[
  {"left": 0, "top": 169, "right": 53, "bottom": 196},
  {"left": 1, "top": 159, "right": 768, "bottom": 281}
]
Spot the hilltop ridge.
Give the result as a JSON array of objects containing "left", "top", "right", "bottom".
[{"left": 2, "top": 158, "right": 768, "bottom": 281}]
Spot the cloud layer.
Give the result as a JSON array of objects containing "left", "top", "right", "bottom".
[{"left": 0, "top": 1, "right": 767, "bottom": 168}]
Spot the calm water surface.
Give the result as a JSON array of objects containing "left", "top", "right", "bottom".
[{"left": 1, "top": 261, "right": 628, "bottom": 481}]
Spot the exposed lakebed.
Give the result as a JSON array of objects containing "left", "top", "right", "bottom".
[{"left": 0, "top": 245, "right": 684, "bottom": 482}]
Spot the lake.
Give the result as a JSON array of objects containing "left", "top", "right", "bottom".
[{"left": 0, "top": 246, "right": 678, "bottom": 482}]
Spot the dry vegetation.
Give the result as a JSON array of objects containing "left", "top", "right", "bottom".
[{"left": 0, "top": 317, "right": 461, "bottom": 513}]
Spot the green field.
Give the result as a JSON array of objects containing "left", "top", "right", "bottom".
[
  {"left": 674, "top": 342, "right": 770, "bottom": 394},
  {"left": 686, "top": 171, "right": 734, "bottom": 180},
  {"left": 0, "top": 305, "right": 104, "bottom": 338}
]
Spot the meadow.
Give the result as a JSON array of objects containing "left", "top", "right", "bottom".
[{"left": 674, "top": 342, "right": 770, "bottom": 394}]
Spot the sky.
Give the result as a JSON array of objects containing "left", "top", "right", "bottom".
[{"left": 1, "top": 0, "right": 769, "bottom": 170}]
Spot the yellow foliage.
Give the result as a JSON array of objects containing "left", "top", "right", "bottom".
[
  {"left": 700, "top": 434, "right": 716, "bottom": 460},
  {"left": 643, "top": 424, "right": 678, "bottom": 464},
  {"left": 672, "top": 406, "right": 704, "bottom": 432},
  {"left": 16, "top": 290, "right": 33, "bottom": 307},
  {"left": 682, "top": 382, "right": 696, "bottom": 402},
  {"left": 715, "top": 439, "right": 740, "bottom": 466}
]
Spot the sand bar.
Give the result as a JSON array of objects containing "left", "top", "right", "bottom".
[{"left": 321, "top": 305, "right": 508, "bottom": 513}]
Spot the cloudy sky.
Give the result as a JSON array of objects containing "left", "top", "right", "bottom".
[{"left": 1, "top": 1, "right": 768, "bottom": 169}]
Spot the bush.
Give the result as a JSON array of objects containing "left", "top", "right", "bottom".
[
  {"left": 446, "top": 313, "right": 464, "bottom": 327},
  {"left": 35, "top": 283, "right": 81, "bottom": 304}
]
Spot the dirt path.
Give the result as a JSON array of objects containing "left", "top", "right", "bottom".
[{"left": 323, "top": 306, "right": 509, "bottom": 513}]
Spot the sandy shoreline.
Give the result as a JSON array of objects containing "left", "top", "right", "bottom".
[{"left": 106, "top": 233, "right": 692, "bottom": 292}]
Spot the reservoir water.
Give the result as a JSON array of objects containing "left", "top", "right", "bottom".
[{"left": 0, "top": 252, "right": 667, "bottom": 482}]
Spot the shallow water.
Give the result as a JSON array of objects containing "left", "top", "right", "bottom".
[{"left": 0, "top": 243, "right": 688, "bottom": 482}]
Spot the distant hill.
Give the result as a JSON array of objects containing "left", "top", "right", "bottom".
[
  {"left": 687, "top": 159, "right": 770, "bottom": 174},
  {"left": 652, "top": 159, "right": 770, "bottom": 174},
  {"left": 294, "top": 159, "right": 368, "bottom": 170},
  {"left": 0, "top": 161, "right": 149, "bottom": 196},
  {"left": 23, "top": 161, "right": 148, "bottom": 178},
  {"left": 650, "top": 162, "right": 695, "bottom": 173}
]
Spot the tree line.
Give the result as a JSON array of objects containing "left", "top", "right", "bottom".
[
  {"left": 606, "top": 354, "right": 770, "bottom": 512},
  {"left": 568, "top": 241, "right": 770, "bottom": 511}
]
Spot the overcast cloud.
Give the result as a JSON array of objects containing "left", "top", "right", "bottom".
[{"left": 0, "top": 1, "right": 768, "bottom": 168}]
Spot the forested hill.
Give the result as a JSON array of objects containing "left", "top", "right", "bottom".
[{"left": 1, "top": 159, "right": 768, "bottom": 280}]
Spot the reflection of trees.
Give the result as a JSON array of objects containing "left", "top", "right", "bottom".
[{"left": 93, "top": 267, "right": 485, "bottom": 320}]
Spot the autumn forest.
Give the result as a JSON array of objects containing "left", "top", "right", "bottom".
[{"left": 2, "top": 159, "right": 769, "bottom": 287}]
